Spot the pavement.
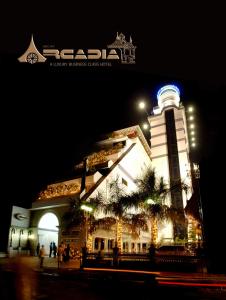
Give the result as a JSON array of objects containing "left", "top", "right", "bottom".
[{"left": 1, "top": 256, "right": 226, "bottom": 287}]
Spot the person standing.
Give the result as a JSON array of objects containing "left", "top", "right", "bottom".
[
  {"left": 39, "top": 245, "right": 46, "bottom": 268},
  {"left": 53, "top": 242, "right": 57, "bottom": 258},
  {"left": 113, "top": 245, "right": 119, "bottom": 268},
  {"left": 148, "top": 244, "right": 156, "bottom": 268},
  {"left": 36, "top": 243, "right": 40, "bottom": 257},
  {"left": 49, "top": 242, "right": 53, "bottom": 257},
  {"left": 57, "top": 243, "right": 64, "bottom": 268}
]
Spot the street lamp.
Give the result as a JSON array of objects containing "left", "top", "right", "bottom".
[
  {"left": 138, "top": 100, "right": 149, "bottom": 117},
  {"left": 81, "top": 204, "right": 93, "bottom": 247},
  {"left": 80, "top": 204, "right": 93, "bottom": 267}
]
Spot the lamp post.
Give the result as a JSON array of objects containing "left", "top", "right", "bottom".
[
  {"left": 138, "top": 100, "right": 151, "bottom": 145},
  {"left": 138, "top": 101, "right": 150, "bottom": 117},
  {"left": 81, "top": 204, "right": 93, "bottom": 247},
  {"left": 80, "top": 204, "right": 93, "bottom": 268}
]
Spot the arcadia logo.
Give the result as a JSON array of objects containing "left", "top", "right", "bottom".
[{"left": 18, "top": 33, "right": 136, "bottom": 65}]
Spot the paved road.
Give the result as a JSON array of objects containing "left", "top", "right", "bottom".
[{"left": 1, "top": 257, "right": 226, "bottom": 300}]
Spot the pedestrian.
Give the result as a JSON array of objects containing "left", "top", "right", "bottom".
[
  {"left": 53, "top": 242, "right": 57, "bottom": 258},
  {"left": 39, "top": 245, "right": 46, "bottom": 268},
  {"left": 112, "top": 244, "right": 119, "bottom": 268},
  {"left": 81, "top": 245, "right": 88, "bottom": 268},
  {"left": 148, "top": 243, "right": 156, "bottom": 268},
  {"left": 64, "top": 244, "right": 70, "bottom": 262},
  {"left": 57, "top": 243, "right": 64, "bottom": 268},
  {"left": 36, "top": 243, "right": 40, "bottom": 257},
  {"left": 49, "top": 242, "right": 53, "bottom": 257}
]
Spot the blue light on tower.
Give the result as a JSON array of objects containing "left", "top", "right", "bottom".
[{"left": 157, "top": 84, "right": 180, "bottom": 101}]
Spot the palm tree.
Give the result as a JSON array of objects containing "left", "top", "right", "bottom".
[
  {"left": 93, "top": 177, "right": 127, "bottom": 252},
  {"left": 122, "top": 168, "right": 188, "bottom": 247},
  {"left": 91, "top": 177, "right": 148, "bottom": 252},
  {"left": 62, "top": 197, "right": 85, "bottom": 229}
]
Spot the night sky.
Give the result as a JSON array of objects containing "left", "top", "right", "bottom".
[{"left": 1, "top": 3, "right": 226, "bottom": 270}]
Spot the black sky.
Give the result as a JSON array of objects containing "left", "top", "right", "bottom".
[{"left": 1, "top": 3, "right": 226, "bottom": 270}]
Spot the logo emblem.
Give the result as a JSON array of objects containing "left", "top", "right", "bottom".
[
  {"left": 107, "top": 32, "right": 136, "bottom": 64},
  {"left": 18, "top": 35, "right": 46, "bottom": 64},
  {"left": 18, "top": 33, "right": 136, "bottom": 65},
  {"left": 14, "top": 213, "right": 28, "bottom": 220}
]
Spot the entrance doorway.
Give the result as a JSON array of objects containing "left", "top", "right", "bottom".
[{"left": 38, "top": 213, "right": 59, "bottom": 256}]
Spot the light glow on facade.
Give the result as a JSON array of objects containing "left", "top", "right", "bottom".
[
  {"left": 143, "top": 123, "right": 149, "bottom": 130},
  {"left": 157, "top": 85, "right": 180, "bottom": 100},
  {"left": 155, "top": 85, "right": 180, "bottom": 113}
]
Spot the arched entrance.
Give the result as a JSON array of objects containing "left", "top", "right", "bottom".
[{"left": 38, "top": 213, "right": 59, "bottom": 256}]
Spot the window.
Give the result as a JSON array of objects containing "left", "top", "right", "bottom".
[
  {"left": 123, "top": 242, "right": 128, "bottom": 252},
  {"left": 94, "top": 238, "right": 99, "bottom": 250},
  {"left": 142, "top": 243, "right": 147, "bottom": 253},
  {"left": 108, "top": 239, "right": 114, "bottom": 250},
  {"left": 100, "top": 239, "right": 105, "bottom": 250}
]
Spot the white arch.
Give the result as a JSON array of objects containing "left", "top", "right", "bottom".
[{"left": 38, "top": 213, "right": 59, "bottom": 231}]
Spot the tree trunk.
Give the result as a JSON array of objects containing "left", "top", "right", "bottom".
[
  {"left": 116, "top": 220, "right": 122, "bottom": 252},
  {"left": 151, "top": 217, "right": 158, "bottom": 247},
  {"left": 87, "top": 233, "right": 93, "bottom": 252}
]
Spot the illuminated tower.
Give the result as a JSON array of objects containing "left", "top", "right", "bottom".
[{"left": 148, "top": 85, "right": 192, "bottom": 239}]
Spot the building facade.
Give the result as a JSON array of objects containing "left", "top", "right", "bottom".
[
  {"left": 148, "top": 85, "right": 193, "bottom": 239},
  {"left": 8, "top": 85, "right": 201, "bottom": 256}
]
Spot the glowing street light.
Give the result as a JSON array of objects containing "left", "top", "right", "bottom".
[
  {"left": 139, "top": 101, "right": 146, "bottom": 109},
  {"left": 188, "top": 106, "right": 194, "bottom": 112},
  {"left": 138, "top": 100, "right": 149, "bottom": 117},
  {"left": 81, "top": 204, "right": 93, "bottom": 249},
  {"left": 147, "top": 199, "right": 155, "bottom": 204},
  {"left": 190, "top": 131, "right": 195, "bottom": 136},
  {"left": 189, "top": 116, "right": 194, "bottom": 121},
  {"left": 190, "top": 124, "right": 195, "bottom": 129},
  {"left": 191, "top": 143, "right": 196, "bottom": 147},
  {"left": 81, "top": 204, "right": 93, "bottom": 213}
]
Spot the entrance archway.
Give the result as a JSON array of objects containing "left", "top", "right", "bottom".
[{"left": 38, "top": 213, "right": 59, "bottom": 256}]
